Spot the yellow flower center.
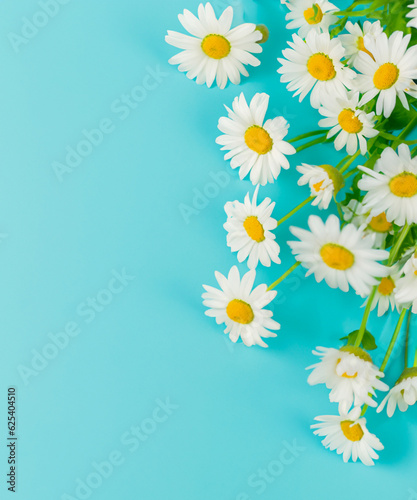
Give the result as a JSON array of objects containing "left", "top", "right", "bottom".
[
  {"left": 336, "top": 359, "right": 357, "bottom": 378},
  {"left": 313, "top": 179, "right": 324, "bottom": 192},
  {"left": 244, "top": 125, "right": 273, "bottom": 155},
  {"left": 226, "top": 299, "right": 254, "bottom": 324},
  {"left": 303, "top": 4, "right": 323, "bottom": 24},
  {"left": 307, "top": 53, "right": 336, "bottom": 81},
  {"left": 243, "top": 216, "right": 265, "bottom": 242},
  {"left": 357, "top": 36, "right": 375, "bottom": 60},
  {"left": 389, "top": 173, "right": 417, "bottom": 198},
  {"left": 378, "top": 277, "right": 395, "bottom": 296},
  {"left": 320, "top": 243, "right": 355, "bottom": 270},
  {"left": 201, "top": 34, "right": 231, "bottom": 59},
  {"left": 368, "top": 212, "right": 392, "bottom": 233},
  {"left": 340, "top": 420, "right": 364, "bottom": 442},
  {"left": 373, "top": 62, "right": 399, "bottom": 90},
  {"left": 338, "top": 109, "right": 363, "bottom": 134}
]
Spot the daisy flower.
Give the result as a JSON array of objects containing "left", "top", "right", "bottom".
[
  {"left": 224, "top": 185, "right": 281, "bottom": 269},
  {"left": 277, "top": 31, "right": 355, "bottom": 109},
  {"left": 377, "top": 367, "right": 417, "bottom": 417},
  {"left": 354, "top": 31, "right": 417, "bottom": 118},
  {"left": 395, "top": 251, "right": 417, "bottom": 313},
  {"left": 307, "top": 346, "right": 389, "bottom": 411},
  {"left": 216, "top": 93, "right": 296, "bottom": 185},
  {"left": 202, "top": 266, "right": 280, "bottom": 347},
  {"left": 339, "top": 20, "right": 383, "bottom": 66},
  {"left": 342, "top": 200, "right": 393, "bottom": 247},
  {"left": 288, "top": 214, "right": 389, "bottom": 297},
  {"left": 406, "top": 2, "right": 417, "bottom": 29},
  {"left": 358, "top": 144, "right": 417, "bottom": 226},
  {"left": 165, "top": 3, "right": 262, "bottom": 89},
  {"left": 285, "top": 0, "right": 339, "bottom": 39},
  {"left": 296, "top": 163, "right": 345, "bottom": 209},
  {"left": 318, "top": 91, "right": 378, "bottom": 155},
  {"left": 312, "top": 406, "right": 384, "bottom": 466},
  {"left": 362, "top": 265, "right": 402, "bottom": 317}
]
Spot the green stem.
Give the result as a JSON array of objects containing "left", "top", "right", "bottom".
[
  {"left": 405, "top": 308, "right": 412, "bottom": 368},
  {"left": 354, "top": 286, "right": 377, "bottom": 348},
  {"left": 379, "top": 131, "right": 417, "bottom": 145},
  {"left": 336, "top": 202, "right": 344, "bottom": 221},
  {"left": 335, "top": 155, "right": 350, "bottom": 170},
  {"left": 289, "top": 129, "right": 326, "bottom": 143},
  {"left": 339, "top": 150, "right": 361, "bottom": 174},
  {"left": 414, "top": 348, "right": 417, "bottom": 367},
  {"left": 296, "top": 136, "right": 327, "bottom": 153},
  {"left": 388, "top": 223, "right": 410, "bottom": 266},
  {"left": 343, "top": 166, "right": 359, "bottom": 180},
  {"left": 336, "top": 0, "right": 387, "bottom": 17},
  {"left": 276, "top": 196, "right": 314, "bottom": 228},
  {"left": 392, "top": 115, "right": 417, "bottom": 149},
  {"left": 267, "top": 262, "right": 301, "bottom": 291},
  {"left": 380, "top": 309, "right": 408, "bottom": 372}
]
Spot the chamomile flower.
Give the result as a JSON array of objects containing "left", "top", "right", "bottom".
[
  {"left": 406, "top": 2, "right": 417, "bottom": 29},
  {"left": 395, "top": 251, "right": 417, "bottom": 313},
  {"left": 216, "top": 93, "right": 296, "bottom": 185},
  {"left": 318, "top": 91, "right": 378, "bottom": 155},
  {"left": 165, "top": 3, "right": 262, "bottom": 89},
  {"left": 202, "top": 266, "right": 280, "bottom": 347},
  {"left": 296, "top": 163, "right": 344, "bottom": 209},
  {"left": 358, "top": 144, "right": 417, "bottom": 226},
  {"left": 288, "top": 214, "right": 389, "bottom": 297},
  {"left": 363, "top": 265, "right": 402, "bottom": 317},
  {"left": 285, "top": 0, "right": 339, "bottom": 39},
  {"left": 312, "top": 406, "right": 384, "bottom": 466},
  {"left": 278, "top": 31, "right": 355, "bottom": 109},
  {"left": 339, "top": 20, "right": 383, "bottom": 66},
  {"left": 377, "top": 368, "right": 417, "bottom": 417},
  {"left": 307, "top": 346, "right": 389, "bottom": 411},
  {"left": 354, "top": 31, "right": 417, "bottom": 118},
  {"left": 224, "top": 186, "right": 280, "bottom": 269},
  {"left": 342, "top": 200, "right": 394, "bottom": 247}
]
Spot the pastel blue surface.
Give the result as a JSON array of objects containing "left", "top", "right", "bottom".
[{"left": 1, "top": 0, "right": 416, "bottom": 499}]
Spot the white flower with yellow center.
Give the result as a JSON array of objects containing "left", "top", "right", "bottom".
[
  {"left": 339, "top": 20, "right": 383, "bottom": 66},
  {"left": 358, "top": 144, "right": 417, "bottom": 226},
  {"left": 312, "top": 406, "right": 384, "bottom": 466},
  {"left": 363, "top": 265, "right": 402, "bottom": 317},
  {"left": 354, "top": 31, "right": 417, "bottom": 118},
  {"left": 296, "top": 163, "right": 345, "bottom": 209},
  {"left": 224, "top": 186, "right": 281, "bottom": 269},
  {"left": 165, "top": 3, "right": 262, "bottom": 89},
  {"left": 307, "top": 346, "right": 389, "bottom": 411},
  {"left": 288, "top": 214, "right": 389, "bottom": 297},
  {"left": 216, "top": 93, "right": 296, "bottom": 185},
  {"left": 406, "top": 2, "right": 417, "bottom": 29},
  {"left": 342, "top": 200, "right": 394, "bottom": 247},
  {"left": 202, "top": 266, "right": 280, "bottom": 347},
  {"left": 395, "top": 251, "right": 417, "bottom": 313},
  {"left": 285, "top": 0, "right": 339, "bottom": 39},
  {"left": 278, "top": 31, "right": 355, "bottom": 109},
  {"left": 377, "top": 368, "right": 417, "bottom": 417},
  {"left": 318, "top": 91, "right": 378, "bottom": 155}
]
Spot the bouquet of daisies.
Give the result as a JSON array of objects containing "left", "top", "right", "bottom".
[{"left": 166, "top": 0, "right": 417, "bottom": 466}]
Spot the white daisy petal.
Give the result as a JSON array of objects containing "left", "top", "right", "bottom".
[
  {"left": 202, "top": 266, "right": 280, "bottom": 347},
  {"left": 289, "top": 214, "right": 389, "bottom": 297},
  {"left": 166, "top": 3, "right": 262, "bottom": 88},
  {"left": 217, "top": 93, "right": 295, "bottom": 186}
]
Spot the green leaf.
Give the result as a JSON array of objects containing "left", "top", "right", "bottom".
[
  {"left": 340, "top": 329, "right": 377, "bottom": 351},
  {"left": 362, "top": 330, "right": 378, "bottom": 351},
  {"left": 386, "top": 102, "right": 416, "bottom": 131}
]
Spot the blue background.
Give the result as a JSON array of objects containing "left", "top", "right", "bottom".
[{"left": 1, "top": 0, "right": 416, "bottom": 498}]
